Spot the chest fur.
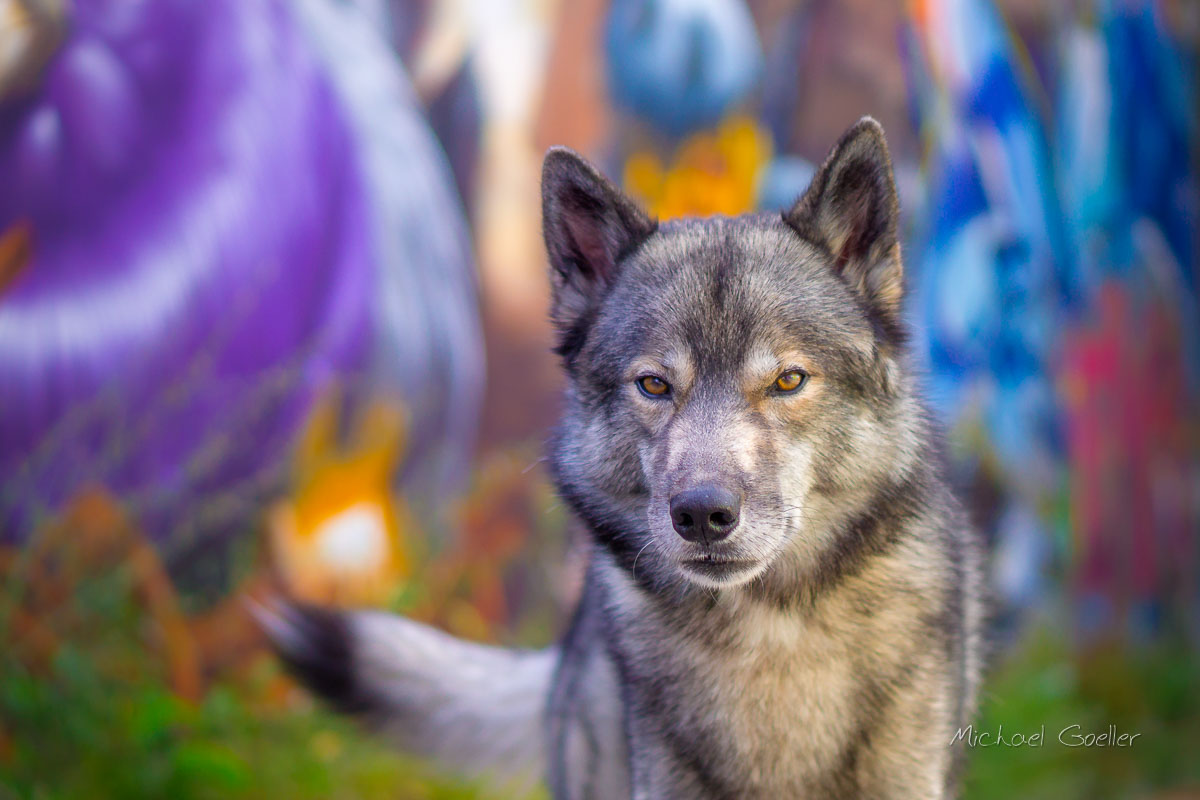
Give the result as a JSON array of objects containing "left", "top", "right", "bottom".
[
  {"left": 632, "top": 605, "right": 862, "bottom": 776},
  {"left": 610, "top": 576, "right": 949, "bottom": 798}
]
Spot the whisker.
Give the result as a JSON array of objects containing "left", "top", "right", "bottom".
[
  {"left": 632, "top": 539, "right": 656, "bottom": 577},
  {"left": 521, "top": 456, "right": 548, "bottom": 474}
]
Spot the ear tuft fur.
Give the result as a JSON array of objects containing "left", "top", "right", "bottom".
[{"left": 784, "top": 117, "right": 904, "bottom": 335}]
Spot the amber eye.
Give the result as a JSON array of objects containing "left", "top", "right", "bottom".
[
  {"left": 774, "top": 369, "right": 808, "bottom": 393},
  {"left": 637, "top": 375, "right": 671, "bottom": 398}
]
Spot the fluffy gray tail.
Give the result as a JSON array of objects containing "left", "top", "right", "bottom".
[{"left": 253, "top": 600, "right": 556, "bottom": 785}]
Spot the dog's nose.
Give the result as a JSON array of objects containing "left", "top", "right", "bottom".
[{"left": 670, "top": 485, "right": 741, "bottom": 544}]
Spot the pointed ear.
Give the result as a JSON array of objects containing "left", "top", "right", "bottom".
[
  {"left": 784, "top": 118, "right": 904, "bottom": 330},
  {"left": 542, "top": 147, "right": 656, "bottom": 338}
]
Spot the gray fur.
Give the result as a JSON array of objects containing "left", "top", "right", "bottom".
[{"left": 264, "top": 117, "right": 986, "bottom": 799}]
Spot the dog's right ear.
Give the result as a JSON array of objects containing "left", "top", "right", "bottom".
[{"left": 542, "top": 147, "right": 656, "bottom": 347}]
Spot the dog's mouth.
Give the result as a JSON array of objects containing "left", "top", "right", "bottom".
[{"left": 676, "top": 553, "right": 764, "bottom": 587}]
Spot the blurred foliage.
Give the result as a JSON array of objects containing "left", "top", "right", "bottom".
[
  {"left": 0, "top": 648, "right": 533, "bottom": 800},
  {"left": 0, "top": 447, "right": 563, "bottom": 799},
  {"left": 0, "top": 516, "right": 547, "bottom": 800},
  {"left": 963, "top": 629, "right": 1200, "bottom": 800}
]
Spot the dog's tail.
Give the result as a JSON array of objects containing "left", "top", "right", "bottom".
[{"left": 252, "top": 599, "right": 556, "bottom": 785}]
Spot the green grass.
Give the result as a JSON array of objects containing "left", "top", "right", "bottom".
[
  {"left": 0, "top": 645, "right": 542, "bottom": 800},
  {"left": 0, "top": 559, "right": 543, "bottom": 800},
  {"left": 962, "top": 630, "right": 1200, "bottom": 800},
  {"left": 3, "top": 557, "right": 1198, "bottom": 798}
]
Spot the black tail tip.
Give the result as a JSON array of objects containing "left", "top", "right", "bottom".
[{"left": 249, "top": 597, "right": 371, "bottom": 714}]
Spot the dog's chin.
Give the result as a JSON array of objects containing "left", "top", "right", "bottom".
[{"left": 675, "top": 554, "right": 769, "bottom": 589}]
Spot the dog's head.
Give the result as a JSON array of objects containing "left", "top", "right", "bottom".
[{"left": 545, "top": 119, "right": 923, "bottom": 593}]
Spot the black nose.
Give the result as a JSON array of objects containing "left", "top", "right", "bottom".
[{"left": 670, "top": 485, "right": 741, "bottom": 544}]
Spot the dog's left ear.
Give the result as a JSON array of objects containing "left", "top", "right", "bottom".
[{"left": 785, "top": 117, "right": 903, "bottom": 327}]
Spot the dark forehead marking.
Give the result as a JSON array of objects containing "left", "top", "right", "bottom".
[
  {"left": 690, "top": 231, "right": 757, "bottom": 375},
  {"left": 708, "top": 224, "right": 734, "bottom": 308},
  {"left": 635, "top": 217, "right": 767, "bottom": 375}
]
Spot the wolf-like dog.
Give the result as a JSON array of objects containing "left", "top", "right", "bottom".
[{"left": 258, "top": 117, "right": 986, "bottom": 799}]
